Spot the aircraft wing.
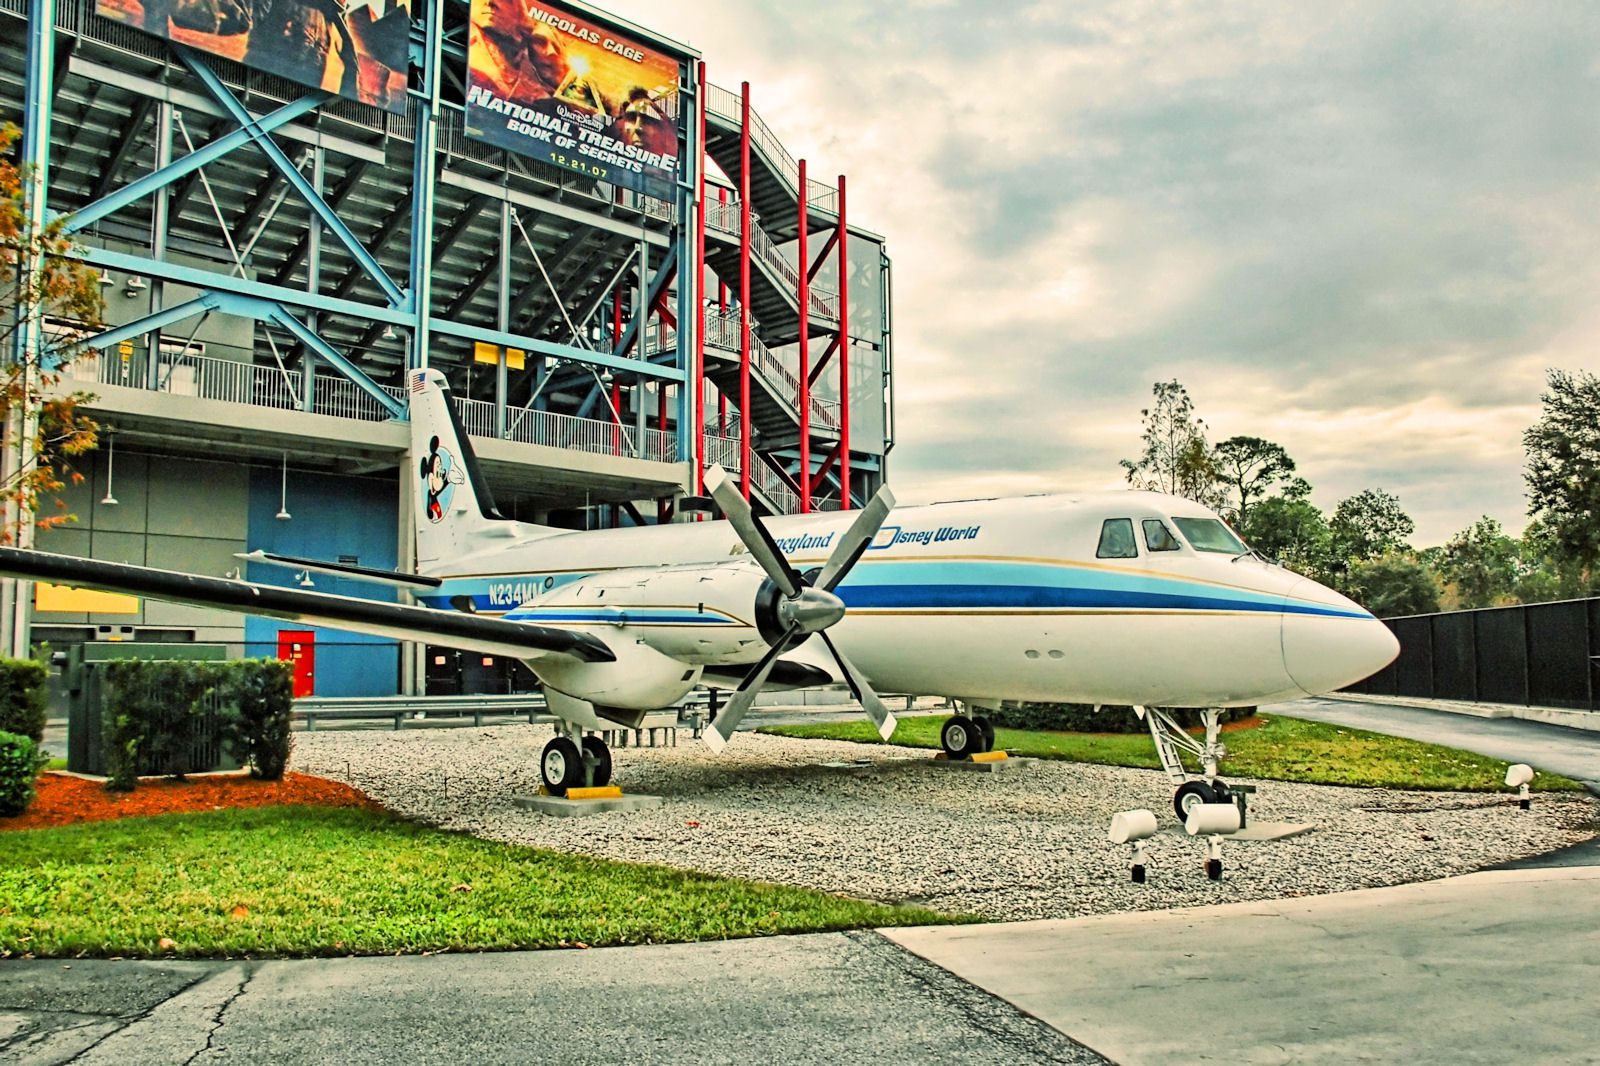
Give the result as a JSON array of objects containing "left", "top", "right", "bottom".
[
  {"left": 0, "top": 547, "right": 614, "bottom": 664},
  {"left": 235, "top": 549, "right": 443, "bottom": 589}
]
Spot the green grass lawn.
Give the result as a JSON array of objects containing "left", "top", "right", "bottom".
[
  {"left": 760, "top": 714, "right": 1586, "bottom": 792},
  {"left": 0, "top": 806, "right": 960, "bottom": 959}
]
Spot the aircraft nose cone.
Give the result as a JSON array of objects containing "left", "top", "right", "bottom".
[{"left": 1281, "top": 579, "right": 1401, "bottom": 695}]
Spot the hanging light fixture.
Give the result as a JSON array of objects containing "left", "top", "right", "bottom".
[
  {"left": 297, "top": 569, "right": 315, "bottom": 588},
  {"left": 276, "top": 451, "right": 292, "bottom": 520},
  {"left": 97, "top": 268, "right": 114, "bottom": 288},
  {"left": 100, "top": 430, "right": 119, "bottom": 506}
]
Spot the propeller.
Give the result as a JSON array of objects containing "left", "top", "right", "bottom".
[{"left": 701, "top": 466, "right": 897, "bottom": 752}]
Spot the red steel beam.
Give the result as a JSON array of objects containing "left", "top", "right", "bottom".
[
  {"left": 694, "top": 61, "right": 708, "bottom": 501},
  {"left": 798, "top": 157, "right": 811, "bottom": 513},
  {"left": 837, "top": 174, "right": 850, "bottom": 510},
  {"left": 738, "top": 82, "right": 752, "bottom": 501}
]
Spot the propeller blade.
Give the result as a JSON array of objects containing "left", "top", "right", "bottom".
[
  {"left": 819, "top": 631, "right": 897, "bottom": 741},
  {"left": 701, "top": 624, "right": 798, "bottom": 752},
  {"left": 814, "top": 483, "right": 896, "bottom": 593},
  {"left": 704, "top": 465, "right": 801, "bottom": 597}
]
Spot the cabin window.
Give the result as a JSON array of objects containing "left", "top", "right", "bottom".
[
  {"left": 1096, "top": 518, "right": 1138, "bottom": 559},
  {"left": 1143, "top": 520, "right": 1181, "bottom": 552},
  {"left": 1172, "top": 517, "right": 1248, "bottom": 554}
]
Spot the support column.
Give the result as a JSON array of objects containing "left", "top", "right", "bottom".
[
  {"left": 738, "top": 81, "right": 752, "bottom": 501},
  {"left": 302, "top": 145, "right": 323, "bottom": 412},
  {"left": 495, "top": 199, "right": 510, "bottom": 437},
  {"left": 408, "top": 0, "right": 445, "bottom": 371},
  {"left": 797, "top": 159, "right": 811, "bottom": 513},
  {"left": 3, "top": 0, "right": 56, "bottom": 656},
  {"left": 837, "top": 175, "right": 851, "bottom": 511},
  {"left": 145, "top": 101, "right": 174, "bottom": 389},
  {"left": 692, "top": 60, "right": 708, "bottom": 496}
]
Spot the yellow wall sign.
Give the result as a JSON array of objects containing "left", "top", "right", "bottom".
[
  {"left": 472, "top": 342, "right": 525, "bottom": 370},
  {"left": 35, "top": 583, "right": 140, "bottom": 615}
]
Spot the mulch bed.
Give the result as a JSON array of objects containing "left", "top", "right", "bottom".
[{"left": 1, "top": 771, "right": 378, "bottom": 832}]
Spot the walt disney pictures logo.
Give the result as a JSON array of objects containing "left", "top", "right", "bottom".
[{"left": 419, "top": 435, "right": 465, "bottom": 523}]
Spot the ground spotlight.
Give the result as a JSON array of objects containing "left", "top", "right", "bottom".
[
  {"left": 1185, "top": 803, "right": 1242, "bottom": 880},
  {"left": 1108, "top": 808, "right": 1158, "bottom": 883},
  {"left": 1505, "top": 763, "right": 1534, "bottom": 810}
]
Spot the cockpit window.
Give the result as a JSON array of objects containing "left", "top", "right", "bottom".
[
  {"left": 1096, "top": 518, "right": 1138, "bottom": 559},
  {"left": 1143, "top": 519, "right": 1181, "bottom": 552},
  {"left": 1172, "top": 517, "right": 1247, "bottom": 554}
]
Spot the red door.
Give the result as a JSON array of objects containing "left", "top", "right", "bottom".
[{"left": 278, "top": 630, "right": 316, "bottom": 698}]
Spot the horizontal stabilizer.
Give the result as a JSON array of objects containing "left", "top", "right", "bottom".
[
  {"left": 236, "top": 549, "right": 442, "bottom": 589},
  {"left": 0, "top": 547, "right": 613, "bottom": 664}
]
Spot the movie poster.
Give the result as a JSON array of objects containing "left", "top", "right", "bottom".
[
  {"left": 464, "top": 0, "right": 681, "bottom": 198},
  {"left": 95, "top": 0, "right": 411, "bottom": 114}
]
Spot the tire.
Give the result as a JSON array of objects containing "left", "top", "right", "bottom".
[
  {"left": 1210, "top": 778, "right": 1230, "bottom": 800},
  {"left": 972, "top": 716, "right": 996, "bottom": 753},
  {"left": 1173, "top": 780, "right": 1216, "bottom": 822},
  {"left": 941, "top": 715, "right": 982, "bottom": 759},
  {"left": 581, "top": 735, "right": 612, "bottom": 788},
  {"left": 541, "top": 736, "right": 585, "bottom": 797}
]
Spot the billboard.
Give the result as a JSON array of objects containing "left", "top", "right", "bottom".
[
  {"left": 464, "top": 0, "right": 681, "bottom": 198},
  {"left": 95, "top": 0, "right": 412, "bottom": 114}
]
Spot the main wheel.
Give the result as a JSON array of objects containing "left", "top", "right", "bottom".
[
  {"left": 541, "top": 736, "right": 585, "bottom": 797},
  {"left": 581, "top": 735, "right": 612, "bottom": 788},
  {"left": 941, "top": 715, "right": 982, "bottom": 759},
  {"left": 1173, "top": 780, "right": 1217, "bottom": 822},
  {"left": 972, "top": 716, "right": 996, "bottom": 753}
]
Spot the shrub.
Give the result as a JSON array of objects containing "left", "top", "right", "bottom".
[
  {"left": 986, "top": 702, "right": 1254, "bottom": 733},
  {"left": 0, "top": 656, "right": 49, "bottom": 745},
  {"left": 103, "top": 659, "right": 294, "bottom": 790},
  {"left": 221, "top": 660, "right": 293, "bottom": 780},
  {"left": 0, "top": 729, "right": 45, "bottom": 817}
]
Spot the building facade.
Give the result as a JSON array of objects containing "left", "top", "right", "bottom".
[{"left": 1, "top": 0, "right": 893, "bottom": 694}]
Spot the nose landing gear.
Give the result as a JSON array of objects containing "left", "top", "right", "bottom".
[{"left": 1137, "top": 706, "right": 1235, "bottom": 821}]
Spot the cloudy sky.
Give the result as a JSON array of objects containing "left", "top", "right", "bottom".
[{"left": 601, "top": 0, "right": 1600, "bottom": 546}]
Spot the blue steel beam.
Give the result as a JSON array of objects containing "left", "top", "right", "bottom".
[
  {"left": 177, "top": 50, "right": 407, "bottom": 308},
  {"left": 609, "top": 243, "right": 678, "bottom": 358},
  {"left": 265, "top": 306, "right": 405, "bottom": 419},
  {"left": 79, "top": 294, "right": 226, "bottom": 354},
  {"left": 64, "top": 94, "right": 326, "bottom": 235},
  {"left": 76, "top": 248, "right": 411, "bottom": 327},
  {"left": 430, "top": 320, "right": 684, "bottom": 384}
]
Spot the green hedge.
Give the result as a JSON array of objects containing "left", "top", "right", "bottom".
[
  {"left": 984, "top": 702, "right": 1255, "bottom": 733},
  {"left": 0, "top": 657, "right": 49, "bottom": 746},
  {"left": 0, "top": 730, "right": 45, "bottom": 817},
  {"left": 103, "top": 660, "right": 294, "bottom": 792}
]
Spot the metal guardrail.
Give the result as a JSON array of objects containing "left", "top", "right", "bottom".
[
  {"left": 704, "top": 196, "right": 840, "bottom": 322},
  {"left": 654, "top": 310, "right": 839, "bottom": 433},
  {"left": 67, "top": 348, "right": 679, "bottom": 462}
]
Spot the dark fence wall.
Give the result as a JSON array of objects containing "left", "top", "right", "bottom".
[{"left": 1347, "top": 598, "right": 1600, "bottom": 711}]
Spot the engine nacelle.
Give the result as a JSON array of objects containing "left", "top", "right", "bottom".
[
  {"left": 510, "top": 560, "right": 775, "bottom": 667},
  {"left": 534, "top": 635, "right": 704, "bottom": 710}
]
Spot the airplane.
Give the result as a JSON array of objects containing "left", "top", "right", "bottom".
[{"left": 0, "top": 368, "right": 1399, "bottom": 818}]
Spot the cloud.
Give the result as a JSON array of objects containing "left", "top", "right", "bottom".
[{"left": 603, "top": 0, "right": 1600, "bottom": 546}]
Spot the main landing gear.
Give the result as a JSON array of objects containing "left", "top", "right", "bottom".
[
  {"left": 1136, "top": 706, "right": 1231, "bottom": 821},
  {"left": 541, "top": 730, "right": 612, "bottom": 797},
  {"left": 940, "top": 713, "right": 996, "bottom": 759}
]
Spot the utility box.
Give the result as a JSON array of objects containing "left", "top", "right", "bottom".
[{"left": 66, "top": 643, "right": 230, "bottom": 775}]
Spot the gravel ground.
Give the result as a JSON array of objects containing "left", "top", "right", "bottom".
[{"left": 292, "top": 724, "right": 1599, "bottom": 922}]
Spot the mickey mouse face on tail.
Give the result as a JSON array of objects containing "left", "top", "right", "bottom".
[{"left": 420, "top": 435, "right": 463, "bottom": 523}]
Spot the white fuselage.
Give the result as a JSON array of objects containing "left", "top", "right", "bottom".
[{"left": 416, "top": 491, "right": 1398, "bottom": 710}]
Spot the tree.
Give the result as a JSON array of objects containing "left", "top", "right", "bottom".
[
  {"left": 1120, "top": 380, "right": 1219, "bottom": 505},
  {"left": 1513, "top": 516, "right": 1596, "bottom": 604},
  {"left": 1, "top": 122, "right": 101, "bottom": 544},
  {"left": 1329, "top": 489, "right": 1414, "bottom": 565},
  {"left": 1242, "top": 495, "right": 1332, "bottom": 577},
  {"left": 1346, "top": 554, "right": 1441, "bottom": 618},
  {"left": 1437, "top": 516, "right": 1518, "bottom": 609},
  {"left": 1523, "top": 368, "right": 1600, "bottom": 580},
  {"left": 1211, "top": 436, "right": 1297, "bottom": 528}
]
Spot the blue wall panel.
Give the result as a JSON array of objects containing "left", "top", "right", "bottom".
[{"left": 243, "top": 466, "right": 401, "bottom": 696}]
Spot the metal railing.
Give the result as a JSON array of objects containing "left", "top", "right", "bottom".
[
  {"left": 704, "top": 193, "right": 840, "bottom": 322},
  {"left": 702, "top": 432, "right": 798, "bottom": 513},
  {"left": 705, "top": 82, "right": 841, "bottom": 223},
  {"left": 649, "top": 310, "right": 839, "bottom": 432},
  {"left": 66, "top": 348, "right": 678, "bottom": 463}
]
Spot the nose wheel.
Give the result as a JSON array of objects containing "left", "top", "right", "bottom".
[{"left": 541, "top": 733, "right": 613, "bottom": 796}]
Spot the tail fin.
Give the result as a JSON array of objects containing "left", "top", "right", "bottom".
[{"left": 408, "top": 367, "right": 544, "bottom": 570}]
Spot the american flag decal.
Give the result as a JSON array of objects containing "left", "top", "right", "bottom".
[{"left": 410, "top": 371, "right": 427, "bottom": 393}]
